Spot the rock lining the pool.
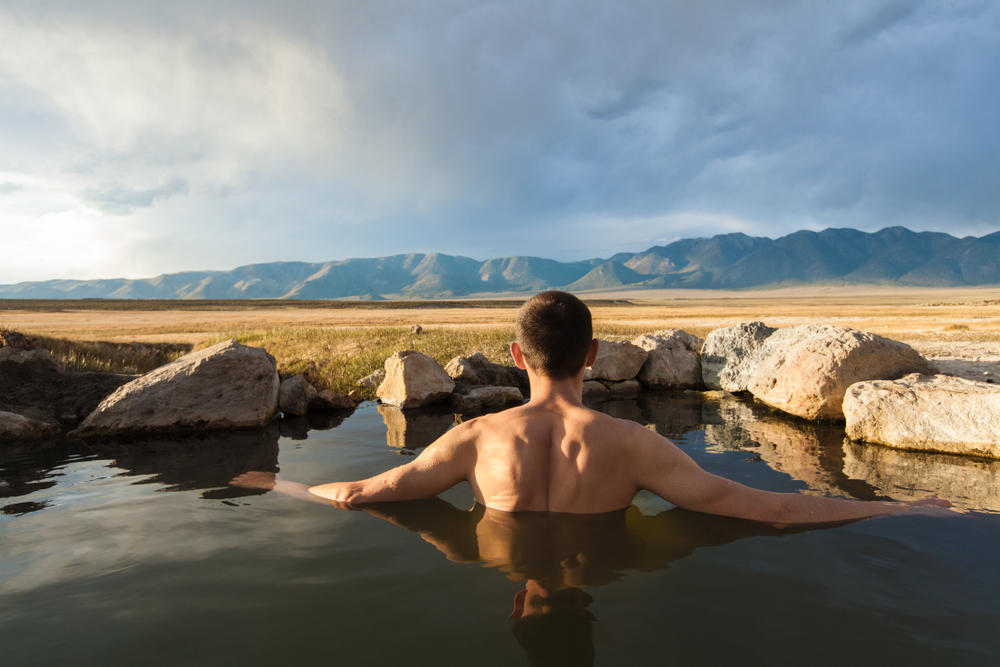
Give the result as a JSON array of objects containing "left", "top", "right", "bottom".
[{"left": 3, "top": 323, "right": 999, "bottom": 460}]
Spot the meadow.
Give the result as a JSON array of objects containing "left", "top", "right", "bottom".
[{"left": 3, "top": 286, "right": 999, "bottom": 395}]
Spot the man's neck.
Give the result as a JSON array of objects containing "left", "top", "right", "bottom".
[{"left": 525, "top": 367, "right": 586, "bottom": 407}]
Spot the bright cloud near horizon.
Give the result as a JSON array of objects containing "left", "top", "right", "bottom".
[{"left": 0, "top": 0, "right": 998, "bottom": 284}]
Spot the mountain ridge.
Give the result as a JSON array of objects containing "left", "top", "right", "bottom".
[{"left": 3, "top": 226, "right": 999, "bottom": 299}]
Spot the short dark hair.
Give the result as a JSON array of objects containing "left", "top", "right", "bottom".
[{"left": 515, "top": 291, "right": 593, "bottom": 379}]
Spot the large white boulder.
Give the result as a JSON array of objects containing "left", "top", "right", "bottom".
[
  {"left": 700, "top": 321, "right": 776, "bottom": 391},
  {"left": 71, "top": 339, "right": 280, "bottom": 437},
  {"left": 632, "top": 329, "right": 702, "bottom": 389},
  {"left": 746, "top": 324, "right": 931, "bottom": 420},
  {"left": 377, "top": 350, "right": 455, "bottom": 408},
  {"left": 583, "top": 340, "right": 647, "bottom": 382},
  {"left": 844, "top": 373, "right": 1000, "bottom": 459}
]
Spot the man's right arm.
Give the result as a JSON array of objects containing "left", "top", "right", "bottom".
[
  {"left": 308, "top": 421, "right": 476, "bottom": 504},
  {"left": 625, "top": 422, "right": 949, "bottom": 526}
]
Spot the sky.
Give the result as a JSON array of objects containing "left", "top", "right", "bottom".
[{"left": 0, "top": 0, "right": 998, "bottom": 284}]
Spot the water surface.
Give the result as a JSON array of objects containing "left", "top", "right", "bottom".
[{"left": 2, "top": 393, "right": 999, "bottom": 666}]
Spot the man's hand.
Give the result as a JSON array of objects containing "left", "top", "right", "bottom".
[{"left": 230, "top": 471, "right": 278, "bottom": 490}]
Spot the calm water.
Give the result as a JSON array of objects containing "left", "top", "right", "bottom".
[{"left": 2, "top": 393, "right": 999, "bottom": 666}]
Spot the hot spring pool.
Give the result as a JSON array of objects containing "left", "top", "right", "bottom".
[{"left": 2, "top": 393, "right": 999, "bottom": 666}]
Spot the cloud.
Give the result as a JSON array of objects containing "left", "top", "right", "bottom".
[
  {"left": 0, "top": 0, "right": 998, "bottom": 281},
  {"left": 0, "top": 181, "right": 23, "bottom": 195},
  {"left": 83, "top": 178, "right": 190, "bottom": 215}
]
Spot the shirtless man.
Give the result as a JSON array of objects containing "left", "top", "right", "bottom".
[{"left": 307, "top": 291, "right": 948, "bottom": 523}]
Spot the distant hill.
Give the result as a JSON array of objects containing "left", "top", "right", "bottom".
[{"left": 2, "top": 226, "right": 998, "bottom": 299}]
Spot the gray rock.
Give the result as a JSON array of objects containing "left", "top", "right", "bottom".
[
  {"left": 0, "top": 347, "right": 132, "bottom": 429},
  {"left": 0, "top": 410, "right": 58, "bottom": 439},
  {"left": 411, "top": 325, "right": 423, "bottom": 334},
  {"left": 308, "top": 389, "right": 356, "bottom": 411},
  {"left": 356, "top": 369, "right": 386, "bottom": 388},
  {"left": 376, "top": 350, "right": 455, "bottom": 409},
  {"left": 449, "top": 386, "right": 524, "bottom": 410},
  {"left": 444, "top": 352, "right": 528, "bottom": 389},
  {"left": 278, "top": 375, "right": 317, "bottom": 416},
  {"left": 632, "top": 329, "right": 702, "bottom": 389},
  {"left": 70, "top": 339, "right": 280, "bottom": 437},
  {"left": 844, "top": 373, "right": 1000, "bottom": 459},
  {"left": 700, "top": 321, "right": 776, "bottom": 391},
  {"left": 582, "top": 380, "right": 610, "bottom": 396},
  {"left": 747, "top": 325, "right": 932, "bottom": 420},
  {"left": 583, "top": 340, "right": 647, "bottom": 382}
]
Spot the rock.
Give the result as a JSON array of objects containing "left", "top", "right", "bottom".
[
  {"left": 376, "top": 350, "right": 455, "bottom": 409},
  {"left": 309, "top": 389, "right": 356, "bottom": 411},
  {"left": 702, "top": 390, "right": 736, "bottom": 401},
  {"left": 278, "top": 375, "right": 317, "bottom": 416},
  {"left": 449, "top": 386, "right": 523, "bottom": 410},
  {"left": 632, "top": 330, "right": 702, "bottom": 389},
  {"left": 378, "top": 404, "right": 454, "bottom": 450},
  {"left": 844, "top": 374, "right": 1000, "bottom": 459},
  {"left": 583, "top": 340, "right": 647, "bottom": 382},
  {"left": 411, "top": 325, "right": 423, "bottom": 334},
  {"left": 356, "top": 369, "right": 386, "bottom": 388},
  {"left": 0, "top": 329, "right": 34, "bottom": 350},
  {"left": 0, "top": 346, "right": 65, "bottom": 372},
  {"left": 746, "top": 325, "right": 931, "bottom": 420},
  {"left": 348, "top": 389, "right": 363, "bottom": 403},
  {"left": 70, "top": 339, "right": 280, "bottom": 437},
  {"left": 0, "top": 411, "right": 58, "bottom": 439},
  {"left": 444, "top": 352, "right": 528, "bottom": 389},
  {"left": 606, "top": 379, "right": 641, "bottom": 393},
  {"left": 700, "top": 321, "right": 776, "bottom": 391},
  {"left": 582, "top": 380, "right": 609, "bottom": 396},
  {"left": 0, "top": 347, "right": 132, "bottom": 429}
]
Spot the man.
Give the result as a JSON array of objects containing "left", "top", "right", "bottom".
[{"left": 307, "top": 291, "right": 948, "bottom": 524}]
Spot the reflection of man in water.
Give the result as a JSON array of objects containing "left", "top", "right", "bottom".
[
  {"left": 305, "top": 291, "right": 947, "bottom": 523},
  {"left": 350, "top": 497, "right": 828, "bottom": 667}
]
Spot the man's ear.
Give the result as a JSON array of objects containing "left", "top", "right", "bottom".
[
  {"left": 510, "top": 342, "right": 528, "bottom": 370},
  {"left": 585, "top": 339, "right": 600, "bottom": 368}
]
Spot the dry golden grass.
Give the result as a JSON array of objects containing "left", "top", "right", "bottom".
[{"left": 3, "top": 286, "right": 998, "bottom": 393}]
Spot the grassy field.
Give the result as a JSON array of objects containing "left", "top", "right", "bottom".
[{"left": 3, "top": 286, "right": 999, "bottom": 395}]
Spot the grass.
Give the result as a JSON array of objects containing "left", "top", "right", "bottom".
[
  {"left": 197, "top": 326, "right": 520, "bottom": 397},
  {"left": 192, "top": 322, "right": 716, "bottom": 397},
  {"left": 22, "top": 334, "right": 191, "bottom": 375}
]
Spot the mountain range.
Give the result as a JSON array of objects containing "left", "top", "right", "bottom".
[{"left": 3, "top": 226, "right": 999, "bottom": 299}]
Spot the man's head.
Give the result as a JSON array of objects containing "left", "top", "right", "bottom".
[{"left": 514, "top": 291, "right": 594, "bottom": 379}]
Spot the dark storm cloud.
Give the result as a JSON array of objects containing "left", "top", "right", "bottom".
[{"left": 1, "top": 0, "right": 997, "bottom": 280}]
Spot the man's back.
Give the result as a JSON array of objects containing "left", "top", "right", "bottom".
[{"left": 462, "top": 398, "right": 645, "bottom": 513}]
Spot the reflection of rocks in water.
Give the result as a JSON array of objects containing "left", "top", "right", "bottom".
[
  {"left": 278, "top": 415, "right": 311, "bottom": 440},
  {"left": 378, "top": 404, "right": 454, "bottom": 451},
  {"left": 307, "top": 411, "right": 351, "bottom": 431},
  {"left": 0, "top": 437, "right": 92, "bottom": 502},
  {"left": 88, "top": 425, "right": 280, "bottom": 499},
  {"left": 842, "top": 441, "right": 1000, "bottom": 513},
  {"left": 701, "top": 397, "right": 884, "bottom": 501},
  {"left": 634, "top": 392, "right": 702, "bottom": 439},
  {"left": 587, "top": 396, "right": 644, "bottom": 423}
]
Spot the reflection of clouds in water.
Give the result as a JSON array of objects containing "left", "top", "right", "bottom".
[{"left": 0, "top": 427, "right": 336, "bottom": 597}]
